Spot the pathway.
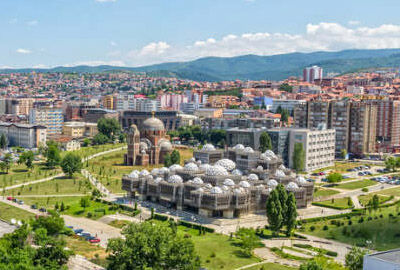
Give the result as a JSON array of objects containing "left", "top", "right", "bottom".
[{"left": 0, "top": 173, "right": 65, "bottom": 192}]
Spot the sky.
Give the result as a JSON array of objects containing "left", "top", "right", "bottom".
[{"left": 2, "top": 0, "right": 400, "bottom": 68}]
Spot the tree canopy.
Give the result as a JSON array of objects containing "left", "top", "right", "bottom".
[
  {"left": 259, "top": 132, "right": 272, "bottom": 152},
  {"left": 107, "top": 222, "right": 200, "bottom": 270},
  {"left": 97, "top": 117, "right": 121, "bottom": 141},
  {"left": 293, "top": 142, "right": 305, "bottom": 172},
  {"left": 60, "top": 153, "right": 82, "bottom": 178}
]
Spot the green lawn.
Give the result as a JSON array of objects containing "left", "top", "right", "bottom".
[
  {"left": 244, "top": 262, "right": 296, "bottom": 270},
  {"left": 313, "top": 188, "right": 340, "bottom": 199},
  {"left": 65, "top": 236, "right": 108, "bottom": 267},
  {"left": 373, "top": 187, "right": 400, "bottom": 197},
  {"left": 358, "top": 194, "right": 392, "bottom": 206},
  {"left": 301, "top": 204, "right": 400, "bottom": 251},
  {"left": 5, "top": 174, "right": 92, "bottom": 196},
  {"left": 0, "top": 163, "right": 60, "bottom": 188},
  {"left": 64, "top": 143, "right": 126, "bottom": 159},
  {"left": 108, "top": 219, "right": 132, "bottom": 229},
  {"left": 312, "top": 162, "right": 375, "bottom": 174},
  {"left": 312, "top": 197, "right": 354, "bottom": 209},
  {"left": 0, "top": 201, "right": 35, "bottom": 222},
  {"left": 335, "top": 179, "right": 377, "bottom": 190}
]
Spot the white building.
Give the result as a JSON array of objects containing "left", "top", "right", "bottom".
[
  {"left": 29, "top": 107, "right": 63, "bottom": 135},
  {"left": 363, "top": 249, "right": 400, "bottom": 270},
  {"left": 303, "top": 65, "right": 323, "bottom": 83},
  {"left": 288, "top": 126, "right": 335, "bottom": 172},
  {"left": 271, "top": 99, "right": 307, "bottom": 114},
  {"left": 0, "top": 122, "right": 47, "bottom": 149}
]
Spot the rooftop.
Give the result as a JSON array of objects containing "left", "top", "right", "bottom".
[{"left": 367, "top": 249, "right": 400, "bottom": 265}]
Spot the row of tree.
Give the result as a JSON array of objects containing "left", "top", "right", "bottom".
[
  {"left": 93, "top": 118, "right": 124, "bottom": 145},
  {"left": 164, "top": 149, "right": 181, "bottom": 167},
  {"left": 45, "top": 141, "right": 82, "bottom": 178},
  {"left": 168, "top": 125, "right": 227, "bottom": 147}
]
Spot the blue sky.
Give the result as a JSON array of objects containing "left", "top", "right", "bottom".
[{"left": 2, "top": 0, "right": 400, "bottom": 68}]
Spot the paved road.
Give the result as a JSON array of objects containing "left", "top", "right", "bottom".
[
  {"left": 0, "top": 173, "right": 65, "bottom": 192},
  {"left": 0, "top": 220, "right": 15, "bottom": 237}
]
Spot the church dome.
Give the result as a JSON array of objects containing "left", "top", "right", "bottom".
[
  {"left": 159, "top": 140, "right": 172, "bottom": 151},
  {"left": 142, "top": 116, "right": 165, "bottom": 131}
]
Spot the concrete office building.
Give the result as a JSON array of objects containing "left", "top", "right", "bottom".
[
  {"left": 226, "top": 127, "right": 267, "bottom": 150},
  {"left": 83, "top": 108, "right": 119, "bottom": 124},
  {"left": 134, "top": 98, "right": 160, "bottom": 112},
  {"left": 266, "top": 128, "right": 290, "bottom": 166},
  {"left": 0, "top": 122, "right": 46, "bottom": 148},
  {"left": 29, "top": 106, "right": 63, "bottom": 135},
  {"left": 303, "top": 65, "right": 323, "bottom": 83},
  {"left": 272, "top": 99, "right": 307, "bottom": 114},
  {"left": 288, "top": 127, "right": 336, "bottom": 172},
  {"left": 62, "top": 122, "right": 98, "bottom": 138},
  {"left": 363, "top": 249, "right": 400, "bottom": 270}
]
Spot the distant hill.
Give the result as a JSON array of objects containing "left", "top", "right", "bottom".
[{"left": 2, "top": 48, "right": 400, "bottom": 81}]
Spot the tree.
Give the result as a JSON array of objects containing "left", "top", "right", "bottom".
[
  {"left": 259, "top": 132, "right": 272, "bottom": 152},
  {"left": 2, "top": 153, "right": 12, "bottom": 174},
  {"left": 280, "top": 109, "right": 290, "bottom": 124},
  {"left": 19, "top": 151, "right": 34, "bottom": 170},
  {"left": 300, "top": 260, "right": 323, "bottom": 270},
  {"left": 170, "top": 150, "right": 180, "bottom": 165},
  {"left": 235, "top": 228, "right": 261, "bottom": 257},
  {"left": 80, "top": 197, "right": 90, "bottom": 210},
  {"left": 369, "top": 194, "right": 380, "bottom": 212},
  {"left": 340, "top": 149, "right": 348, "bottom": 160},
  {"left": 82, "top": 138, "right": 91, "bottom": 147},
  {"left": 266, "top": 189, "right": 283, "bottom": 235},
  {"left": 60, "top": 153, "right": 82, "bottom": 178},
  {"left": 0, "top": 133, "right": 7, "bottom": 149},
  {"left": 209, "top": 129, "right": 226, "bottom": 145},
  {"left": 384, "top": 156, "right": 397, "bottom": 172},
  {"left": 292, "top": 142, "right": 305, "bottom": 172},
  {"left": 326, "top": 172, "right": 343, "bottom": 183},
  {"left": 106, "top": 222, "right": 200, "bottom": 270},
  {"left": 164, "top": 154, "right": 172, "bottom": 167},
  {"left": 285, "top": 192, "right": 297, "bottom": 236},
  {"left": 93, "top": 133, "right": 109, "bottom": 145},
  {"left": 46, "top": 144, "right": 61, "bottom": 169},
  {"left": 97, "top": 117, "right": 121, "bottom": 140},
  {"left": 279, "top": 83, "right": 293, "bottom": 93},
  {"left": 345, "top": 247, "right": 368, "bottom": 270},
  {"left": 276, "top": 184, "right": 288, "bottom": 218}
]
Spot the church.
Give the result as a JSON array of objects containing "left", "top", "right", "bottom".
[{"left": 124, "top": 114, "right": 173, "bottom": 166}]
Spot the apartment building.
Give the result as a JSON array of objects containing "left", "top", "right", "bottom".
[
  {"left": 158, "top": 93, "right": 188, "bottom": 111},
  {"left": 272, "top": 99, "right": 306, "bottom": 114},
  {"left": 288, "top": 127, "right": 336, "bottom": 172},
  {"left": 0, "top": 122, "right": 46, "bottom": 148},
  {"left": 102, "top": 95, "right": 115, "bottom": 110},
  {"left": 29, "top": 106, "right": 63, "bottom": 135},
  {"left": 194, "top": 108, "right": 223, "bottom": 118},
  {"left": 62, "top": 122, "right": 98, "bottom": 138}
]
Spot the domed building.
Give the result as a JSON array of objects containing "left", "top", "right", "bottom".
[{"left": 124, "top": 113, "right": 173, "bottom": 166}]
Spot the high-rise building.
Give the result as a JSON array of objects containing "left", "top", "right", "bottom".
[
  {"left": 102, "top": 95, "right": 115, "bottom": 110},
  {"left": 29, "top": 106, "right": 64, "bottom": 135},
  {"left": 158, "top": 93, "right": 188, "bottom": 111},
  {"left": 303, "top": 65, "right": 323, "bottom": 83},
  {"left": 0, "top": 122, "right": 46, "bottom": 148}
]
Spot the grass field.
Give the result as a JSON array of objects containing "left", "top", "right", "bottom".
[
  {"left": 301, "top": 204, "right": 400, "bottom": 251},
  {"left": 64, "top": 143, "right": 126, "bottom": 159},
  {"left": 313, "top": 188, "right": 340, "bottom": 199},
  {"left": 358, "top": 194, "right": 392, "bottom": 206},
  {"left": 108, "top": 219, "right": 132, "bottom": 229},
  {"left": 335, "top": 179, "right": 377, "bottom": 190},
  {"left": 0, "top": 201, "right": 34, "bottom": 222},
  {"left": 312, "top": 161, "right": 376, "bottom": 174},
  {"left": 313, "top": 197, "right": 354, "bottom": 209},
  {"left": 65, "top": 236, "right": 108, "bottom": 267},
  {"left": 244, "top": 262, "right": 295, "bottom": 270},
  {"left": 373, "top": 187, "right": 400, "bottom": 197},
  {"left": 5, "top": 174, "right": 92, "bottom": 196},
  {"left": 0, "top": 163, "right": 60, "bottom": 188}
]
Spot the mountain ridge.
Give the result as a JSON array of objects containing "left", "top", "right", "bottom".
[{"left": 2, "top": 48, "right": 400, "bottom": 81}]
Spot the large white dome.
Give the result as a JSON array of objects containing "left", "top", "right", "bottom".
[
  {"left": 199, "top": 164, "right": 212, "bottom": 171},
  {"left": 192, "top": 177, "right": 203, "bottom": 185},
  {"left": 215, "top": 159, "right": 236, "bottom": 171},
  {"left": 154, "top": 177, "right": 163, "bottom": 183},
  {"left": 184, "top": 162, "right": 199, "bottom": 172},
  {"left": 260, "top": 154, "right": 271, "bottom": 161},
  {"left": 267, "top": 179, "right": 278, "bottom": 188},
  {"left": 202, "top": 144, "right": 216, "bottom": 151},
  {"left": 210, "top": 186, "right": 223, "bottom": 194},
  {"left": 128, "top": 171, "right": 139, "bottom": 178},
  {"left": 139, "top": 169, "right": 149, "bottom": 176},
  {"left": 239, "top": 180, "right": 251, "bottom": 188},
  {"left": 296, "top": 176, "right": 307, "bottom": 184},
  {"left": 234, "top": 144, "right": 245, "bottom": 150},
  {"left": 247, "top": 174, "right": 259, "bottom": 181},
  {"left": 169, "top": 164, "right": 183, "bottom": 171},
  {"left": 286, "top": 182, "right": 299, "bottom": 191},
  {"left": 231, "top": 169, "right": 243, "bottom": 176},
  {"left": 233, "top": 187, "right": 244, "bottom": 194},
  {"left": 168, "top": 175, "right": 183, "bottom": 184},
  {"left": 159, "top": 167, "right": 170, "bottom": 174},
  {"left": 205, "top": 165, "right": 229, "bottom": 176},
  {"left": 151, "top": 168, "right": 160, "bottom": 175},
  {"left": 243, "top": 147, "right": 254, "bottom": 153},
  {"left": 223, "top": 178, "right": 235, "bottom": 186},
  {"left": 275, "top": 170, "right": 285, "bottom": 177}
]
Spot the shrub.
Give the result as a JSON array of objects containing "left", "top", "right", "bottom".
[
  {"left": 310, "top": 226, "right": 316, "bottom": 232},
  {"left": 87, "top": 212, "right": 93, "bottom": 218},
  {"left": 348, "top": 220, "right": 353, "bottom": 225},
  {"left": 361, "top": 188, "right": 369, "bottom": 192},
  {"left": 326, "top": 251, "right": 338, "bottom": 257},
  {"left": 323, "top": 225, "right": 329, "bottom": 231},
  {"left": 358, "top": 217, "right": 364, "bottom": 223}
]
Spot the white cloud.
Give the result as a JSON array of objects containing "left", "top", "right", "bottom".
[
  {"left": 16, "top": 48, "right": 32, "bottom": 54},
  {"left": 110, "top": 41, "right": 117, "bottom": 47},
  {"left": 123, "top": 22, "right": 400, "bottom": 66},
  {"left": 348, "top": 20, "right": 360, "bottom": 26},
  {"left": 27, "top": 20, "right": 38, "bottom": 26},
  {"left": 64, "top": 60, "right": 125, "bottom": 67}
]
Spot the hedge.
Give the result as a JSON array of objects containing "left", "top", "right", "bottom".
[
  {"left": 153, "top": 213, "right": 169, "bottom": 221},
  {"left": 311, "top": 202, "right": 354, "bottom": 210},
  {"left": 178, "top": 220, "right": 215, "bottom": 233},
  {"left": 300, "top": 210, "right": 363, "bottom": 224}
]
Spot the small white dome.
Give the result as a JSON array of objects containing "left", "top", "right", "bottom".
[
  {"left": 267, "top": 179, "right": 278, "bottom": 188},
  {"left": 296, "top": 176, "right": 307, "bottom": 184},
  {"left": 231, "top": 169, "right": 243, "bottom": 176},
  {"left": 210, "top": 186, "right": 223, "bottom": 194},
  {"left": 239, "top": 180, "right": 251, "bottom": 188},
  {"left": 202, "top": 144, "right": 216, "bottom": 151},
  {"left": 233, "top": 187, "right": 244, "bottom": 194},
  {"left": 128, "top": 171, "right": 139, "bottom": 178},
  {"left": 264, "top": 150, "right": 276, "bottom": 158},
  {"left": 196, "top": 188, "right": 204, "bottom": 193},
  {"left": 279, "top": 164, "right": 286, "bottom": 170},
  {"left": 169, "top": 164, "right": 183, "bottom": 171},
  {"left": 234, "top": 144, "right": 245, "bottom": 150},
  {"left": 221, "top": 185, "right": 230, "bottom": 191},
  {"left": 140, "top": 169, "right": 149, "bottom": 176},
  {"left": 260, "top": 154, "right": 271, "bottom": 161},
  {"left": 189, "top": 157, "right": 196, "bottom": 162},
  {"left": 205, "top": 183, "right": 212, "bottom": 189},
  {"left": 192, "top": 177, "right": 203, "bottom": 185},
  {"left": 199, "top": 164, "right": 212, "bottom": 171},
  {"left": 168, "top": 175, "right": 183, "bottom": 184},
  {"left": 215, "top": 159, "right": 236, "bottom": 171},
  {"left": 151, "top": 168, "right": 160, "bottom": 175},
  {"left": 205, "top": 165, "right": 229, "bottom": 176},
  {"left": 159, "top": 140, "right": 173, "bottom": 151},
  {"left": 248, "top": 174, "right": 259, "bottom": 181},
  {"left": 184, "top": 162, "right": 199, "bottom": 172},
  {"left": 159, "top": 167, "right": 170, "bottom": 174},
  {"left": 275, "top": 169, "right": 285, "bottom": 177},
  {"left": 257, "top": 165, "right": 263, "bottom": 171},
  {"left": 223, "top": 178, "right": 235, "bottom": 186},
  {"left": 139, "top": 142, "right": 148, "bottom": 151},
  {"left": 243, "top": 147, "right": 254, "bottom": 153},
  {"left": 141, "top": 150, "right": 146, "bottom": 154},
  {"left": 286, "top": 182, "right": 299, "bottom": 191},
  {"left": 154, "top": 177, "right": 163, "bottom": 183}
]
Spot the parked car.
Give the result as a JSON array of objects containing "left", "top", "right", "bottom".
[
  {"left": 343, "top": 175, "right": 350, "bottom": 179},
  {"left": 74, "top": 229, "right": 84, "bottom": 234},
  {"left": 31, "top": 204, "right": 37, "bottom": 209},
  {"left": 318, "top": 172, "right": 325, "bottom": 176},
  {"left": 18, "top": 200, "right": 24, "bottom": 205},
  {"left": 89, "top": 238, "right": 100, "bottom": 243},
  {"left": 39, "top": 208, "right": 46, "bottom": 213},
  {"left": 6, "top": 196, "right": 14, "bottom": 201}
]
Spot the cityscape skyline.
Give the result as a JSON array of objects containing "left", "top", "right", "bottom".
[{"left": 2, "top": 0, "right": 400, "bottom": 68}]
